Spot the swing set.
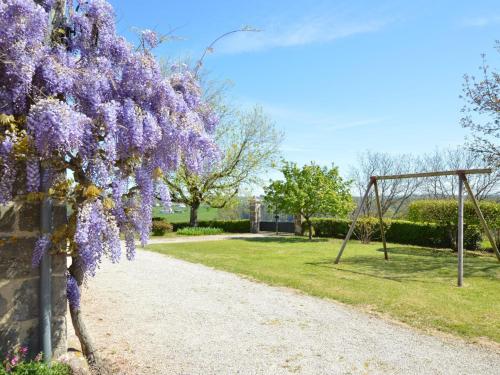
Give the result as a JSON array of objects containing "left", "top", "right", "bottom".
[{"left": 334, "top": 168, "right": 500, "bottom": 287}]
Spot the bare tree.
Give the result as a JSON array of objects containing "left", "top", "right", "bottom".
[
  {"left": 461, "top": 42, "right": 500, "bottom": 167},
  {"left": 165, "top": 106, "right": 283, "bottom": 226},
  {"left": 349, "top": 151, "right": 423, "bottom": 218},
  {"left": 421, "top": 148, "right": 499, "bottom": 200}
]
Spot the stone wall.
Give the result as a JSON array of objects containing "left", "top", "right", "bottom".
[{"left": 0, "top": 201, "right": 67, "bottom": 359}]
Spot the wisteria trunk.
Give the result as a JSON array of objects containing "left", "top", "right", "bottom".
[{"left": 69, "top": 258, "right": 100, "bottom": 368}]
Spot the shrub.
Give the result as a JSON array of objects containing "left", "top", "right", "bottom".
[
  {"left": 151, "top": 220, "right": 173, "bottom": 236},
  {"left": 408, "top": 199, "right": 500, "bottom": 228},
  {"left": 408, "top": 199, "right": 499, "bottom": 249},
  {"left": 353, "top": 217, "right": 392, "bottom": 244},
  {"left": 309, "top": 217, "right": 482, "bottom": 250},
  {"left": 310, "top": 218, "right": 391, "bottom": 243},
  {"left": 0, "top": 362, "right": 71, "bottom": 375},
  {"left": 384, "top": 220, "right": 450, "bottom": 248},
  {"left": 176, "top": 227, "right": 224, "bottom": 236},
  {"left": 464, "top": 225, "right": 482, "bottom": 250},
  {"left": 172, "top": 220, "right": 250, "bottom": 233},
  {"left": 1, "top": 346, "right": 71, "bottom": 375},
  {"left": 310, "top": 218, "right": 349, "bottom": 238}
]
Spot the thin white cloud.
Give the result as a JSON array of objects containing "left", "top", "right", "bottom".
[
  {"left": 262, "top": 102, "right": 388, "bottom": 131},
  {"left": 217, "top": 13, "right": 389, "bottom": 54},
  {"left": 460, "top": 15, "right": 500, "bottom": 28},
  {"left": 317, "top": 118, "right": 388, "bottom": 131}
]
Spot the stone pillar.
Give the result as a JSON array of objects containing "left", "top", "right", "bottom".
[
  {"left": 0, "top": 201, "right": 67, "bottom": 359},
  {"left": 249, "top": 197, "right": 261, "bottom": 233},
  {"left": 294, "top": 214, "right": 303, "bottom": 236}
]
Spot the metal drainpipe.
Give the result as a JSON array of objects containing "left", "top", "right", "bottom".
[
  {"left": 37, "top": 0, "right": 65, "bottom": 362},
  {"left": 40, "top": 168, "right": 53, "bottom": 362}
]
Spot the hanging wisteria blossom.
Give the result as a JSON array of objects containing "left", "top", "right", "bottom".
[{"left": 0, "top": 0, "right": 219, "bottom": 318}]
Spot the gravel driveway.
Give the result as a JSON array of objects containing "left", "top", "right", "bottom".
[{"left": 70, "top": 249, "right": 500, "bottom": 375}]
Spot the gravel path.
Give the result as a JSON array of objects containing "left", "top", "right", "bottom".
[{"left": 70, "top": 249, "right": 500, "bottom": 375}]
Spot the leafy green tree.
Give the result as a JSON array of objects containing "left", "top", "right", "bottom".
[
  {"left": 264, "top": 162, "right": 353, "bottom": 240},
  {"left": 164, "top": 106, "right": 282, "bottom": 226}
]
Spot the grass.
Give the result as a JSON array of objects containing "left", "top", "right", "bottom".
[
  {"left": 146, "top": 237, "right": 500, "bottom": 344},
  {"left": 152, "top": 205, "right": 218, "bottom": 223},
  {"left": 481, "top": 239, "right": 495, "bottom": 250},
  {"left": 176, "top": 227, "right": 224, "bottom": 236}
]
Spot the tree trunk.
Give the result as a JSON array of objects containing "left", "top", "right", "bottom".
[
  {"left": 189, "top": 202, "right": 200, "bottom": 227},
  {"left": 69, "top": 306, "right": 98, "bottom": 365},
  {"left": 69, "top": 258, "right": 101, "bottom": 369}
]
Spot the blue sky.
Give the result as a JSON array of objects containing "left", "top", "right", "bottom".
[{"left": 110, "top": 0, "right": 500, "bottom": 179}]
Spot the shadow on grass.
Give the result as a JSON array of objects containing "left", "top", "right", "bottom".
[
  {"left": 305, "top": 246, "right": 499, "bottom": 281},
  {"left": 236, "top": 236, "right": 329, "bottom": 244}
]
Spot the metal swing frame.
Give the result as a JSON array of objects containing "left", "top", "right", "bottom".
[{"left": 334, "top": 168, "right": 500, "bottom": 287}]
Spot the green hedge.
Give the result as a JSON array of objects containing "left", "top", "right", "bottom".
[
  {"left": 171, "top": 219, "right": 250, "bottom": 233},
  {"left": 310, "top": 218, "right": 350, "bottom": 238},
  {"left": 310, "top": 218, "right": 482, "bottom": 250},
  {"left": 408, "top": 199, "right": 500, "bottom": 250},
  {"left": 408, "top": 199, "right": 500, "bottom": 228}
]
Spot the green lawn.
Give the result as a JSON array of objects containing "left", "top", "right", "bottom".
[
  {"left": 152, "top": 205, "right": 218, "bottom": 223},
  {"left": 146, "top": 237, "right": 500, "bottom": 343}
]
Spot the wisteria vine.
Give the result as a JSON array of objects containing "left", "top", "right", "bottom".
[{"left": 0, "top": 0, "right": 219, "bottom": 309}]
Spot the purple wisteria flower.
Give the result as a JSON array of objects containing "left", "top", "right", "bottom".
[
  {"left": 141, "top": 29, "right": 159, "bottom": 49},
  {"left": 26, "top": 158, "right": 40, "bottom": 193},
  {"left": 75, "top": 199, "right": 121, "bottom": 277},
  {"left": 66, "top": 274, "right": 80, "bottom": 310},
  {"left": 0, "top": 0, "right": 48, "bottom": 114},
  {"left": 32, "top": 234, "right": 51, "bottom": 268},
  {"left": 156, "top": 180, "right": 172, "bottom": 212},
  {"left": 1, "top": 0, "right": 221, "bottom": 309},
  {"left": 27, "top": 98, "right": 90, "bottom": 158}
]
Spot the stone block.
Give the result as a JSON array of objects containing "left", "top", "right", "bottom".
[
  {"left": 0, "top": 198, "right": 68, "bottom": 359},
  {"left": 52, "top": 275, "right": 67, "bottom": 317},
  {"left": 0, "top": 276, "right": 67, "bottom": 322},
  {"left": 12, "top": 279, "right": 39, "bottom": 321},
  {"left": 0, "top": 205, "right": 16, "bottom": 232},
  {"left": 0, "top": 276, "right": 67, "bottom": 358},
  {"left": 52, "top": 253, "right": 67, "bottom": 275},
  {"left": 0, "top": 319, "right": 39, "bottom": 359},
  {"left": 0, "top": 237, "right": 39, "bottom": 279},
  {"left": 52, "top": 316, "right": 67, "bottom": 358},
  {"left": 18, "top": 202, "right": 41, "bottom": 232},
  {"left": 52, "top": 205, "right": 68, "bottom": 229},
  {"left": 0, "top": 316, "right": 66, "bottom": 360}
]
